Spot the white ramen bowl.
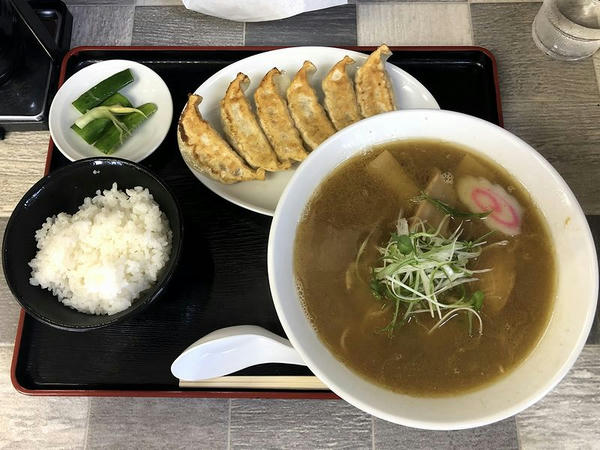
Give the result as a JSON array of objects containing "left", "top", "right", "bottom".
[{"left": 267, "top": 109, "right": 598, "bottom": 430}]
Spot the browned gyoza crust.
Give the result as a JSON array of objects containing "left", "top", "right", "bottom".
[
  {"left": 220, "top": 73, "right": 290, "bottom": 171},
  {"left": 286, "top": 61, "right": 336, "bottom": 151},
  {"left": 322, "top": 56, "right": 361, "bottom": 130},
  {"left": 177, "top": 94, "right": 265, "bottom": 184},
  {"left": 254, "top": 68, "right": 308, "bottom": 163},
  {"left": 355, "top": 44, "right": 396, "bottom": 118}
]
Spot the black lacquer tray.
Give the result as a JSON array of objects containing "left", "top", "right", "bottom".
[{"left": 11, "top": 46, "right": 503, "bottom": 398}]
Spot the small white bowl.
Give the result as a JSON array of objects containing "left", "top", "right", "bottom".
[
  {"left": 268, "top": 109, "right": 598, "bottom": 430},
  {"left": 49, "top": 60, "right": 173, "bottom": 163}
]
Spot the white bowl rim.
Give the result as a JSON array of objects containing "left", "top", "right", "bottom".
[{"left": 267, "top": 109, "right": 598, "bottom": 430}]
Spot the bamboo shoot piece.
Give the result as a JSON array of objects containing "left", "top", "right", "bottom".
[
  {"left": 455, "top": 153, "right": 492, "bottom": 179},
  {"left": 365, "top": 150, "right": 419, "bottom": 213}
]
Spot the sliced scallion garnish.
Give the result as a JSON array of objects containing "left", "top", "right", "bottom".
[
  {"left": 73, "top": 105, "right": 147, "bottom": 144},
  {"left": 369, "top": 216, "right": 489, "bottom": 337}
]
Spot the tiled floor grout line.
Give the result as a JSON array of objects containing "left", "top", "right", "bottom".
[
  {"left": 82, "top": 397, "right": 92, "bottom": 450},
  {"left": 371, "top": 415, "right": 375, "bottom": 450},
  {"left": 515, "top": 413, "right": 524, "bottom": 449},
  {"left": 355, "top": 1, "right": 361, "bottom": 45},
  {"left": 592, "top": 58, "right": 600, "bottom": 98},
  {"left": 227, "top": 398, "right": 232, "bottom": 450},
  {"left": 468, "top": 3, "right": 475, "bottom": 45},
  {"left": 127, "top": 4, "right": 135, "bottom": 46},
  {"left": 355, "top": 3, "right": 359, "bottom": 46},
  {"left": 469, "top": 0, "right": 542, "bottom": 3}
]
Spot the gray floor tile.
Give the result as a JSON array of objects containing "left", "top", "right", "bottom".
[
  {"left": 136, "top": 0, "right": 181, "bottom": 4},
  {"left": 585, "top": 215, "right": 600, "bottom": 345},
  {"left": 471, "top": 0, "right": 539, "bottom": 2},
  {"left": 86, "top": 397, "right": 229, "bottom": 449},
  {"left": 359, "top": 0, "right": 465, "bottom": 2},
  {"left": 357, "top": 3, "right": 472, "bottom": 45},
  {"left": 0, "top": 346, "right": 89, "bottom": 449},
  {"left": 502, "top": 101, "right": 600, "bottom": 214},
  {"left": 516, "top": 345, "right": 600, "bottom": 449},
  {"left": 471, "top": 3, "right": 598, "bottom": 103},
  {"left": 230, "top": 399, "right": 371, "bottom": 449},
  {"left": 245, "top": 4, "right": 357, "bottom": 46},
  {"left": 0, "top": 218, "right": 21, "bottom": 345},
  {"left": 64, "top": 0, "right": 134, "bottom": 5},
  {"left": 473, "top": 2, "right": 600, "bottom": 216},
  {"left": 594, "top": 54, "right": 600, "bottom": 94},
  {"left": 0, "top": 131, "right": 48, "bottom": 218},
  {"left": 374, "top": 417, "right": 518, "bottom": 449},
  {"left": 68, "top": 5, "right": 134, "bottom": 47},
  {"left": 132, "top": 6, "right": 243, "bottom": 45}
]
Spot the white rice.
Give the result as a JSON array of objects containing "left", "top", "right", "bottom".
[{"left": 28, "top": 183, "right": 172, "bottom": 315}]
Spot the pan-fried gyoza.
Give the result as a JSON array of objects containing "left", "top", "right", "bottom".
[{"left": 177, "top": 95, "right": 265, "bottom": 184}]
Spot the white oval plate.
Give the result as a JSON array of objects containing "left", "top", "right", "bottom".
[
  {"left": 182, "top": 47, "right": 440, "bottom": 216},
  {"left": 49, "top": 60, "right": 173, "bottom": 163}
]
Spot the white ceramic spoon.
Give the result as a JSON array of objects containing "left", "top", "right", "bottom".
[{"left": 170, "top": 325, "right": 306, "bottom": 381}]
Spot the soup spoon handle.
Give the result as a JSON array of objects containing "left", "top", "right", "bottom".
[{"left": 170, "top": 325, "right": 306, "bottom": 381}]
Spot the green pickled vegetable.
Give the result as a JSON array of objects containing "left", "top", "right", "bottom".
[
  {"left": 94, "top": 103, "right": 157, "bottom": 154},
  {"left": 71, "top": 69, "right": 134, "bottom": 113},
  {"left": 101, "top": 93, "right": 132, "bottom": 108},
  {"left": 71, "top": 93, "right": 132, "bottom": 145}
]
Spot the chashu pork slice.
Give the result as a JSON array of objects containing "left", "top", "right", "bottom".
[
  {"left": 286, "top": 61, "right": 336, "bottom": 151},
  {"left": 355, "top": 45, "right": 396, "bottom": 118},
  {"left": 254, "top": 68, "right": 308, "bottom": 163},
  {"left": 177, "top": 94, "right": 265, "bottom": 184},
  {"left": 322, "top": 56, "right": 361, "bottom": 130},
  {"left": 220, "top": 73, "right": 290, "bottom": 172}
]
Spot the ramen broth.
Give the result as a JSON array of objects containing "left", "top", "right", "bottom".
[{"left": 294, "top": 139, "right": 555, "bottom": 396}]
